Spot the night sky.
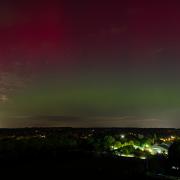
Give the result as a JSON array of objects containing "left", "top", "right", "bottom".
[{"left": 1, "top": 0, "right": 180, "bottom": 128}]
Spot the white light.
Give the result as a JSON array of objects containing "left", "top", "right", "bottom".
[
  {"left": 172, "top": 166, "right": 179, "bottom": 170},
  {"left": 140, "top": 156, "right": 146, "bottom": 159},
  {"left": 144, "top": 144, "right": 149, "bottom": 148},
  {"left": 111, "top": 146, "right": 118, "bottom": 150},
  {"left": 121, "top": 134, "right": 125, "bottom": 139},
  {"left": 121, "top": 154, "right": 134, "bottom": 157}
]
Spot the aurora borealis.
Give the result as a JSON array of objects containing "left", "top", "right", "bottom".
[{"left": 1, "top": 0, "right": 180, "bottom": 127}]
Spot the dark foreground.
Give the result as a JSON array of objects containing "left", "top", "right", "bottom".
[
  {"left": 1, "top": 151, "right": 154, "bottom": 179},
  {"left": 0, "top": 128, "right": 179, "bottom": 179},
  {"left": 1, "top": 148, "right": 171, "bottom": 179}
]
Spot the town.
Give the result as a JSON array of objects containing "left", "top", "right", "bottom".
[{"left": 0, "top": 128, "right": 180, "bottom": 179}]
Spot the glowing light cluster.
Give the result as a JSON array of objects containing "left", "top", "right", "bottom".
[{"left": 160, "top": 136, "right": 176, "bottom": 142}]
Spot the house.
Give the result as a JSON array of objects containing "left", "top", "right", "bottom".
[{"left": 152, "top": 143, "right": 170, "bottom": 155}]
